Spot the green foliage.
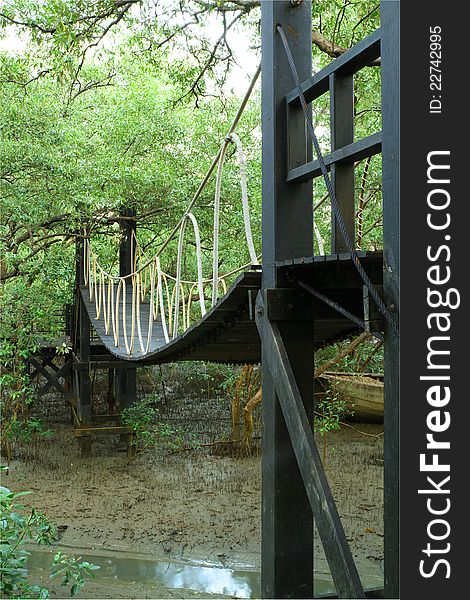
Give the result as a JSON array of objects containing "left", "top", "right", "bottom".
[
  {"left": 50, "top": 551, "right": 100, "bottom": 598},
  {"left": 314, "top": 386, "right": 352, "bottom": 461},
  {"left": 314, "top": 388, "right": 350, "bottom": 437},
  {"left": 0, "top": 45, "right": 261, "bottom": 347},
  {"left": 0, "top": 485, "right": 53, "bottom": 599},
  {"left": 0, "top": 333, "right": 52, "bottom": 462},
  {"left": 1, "top": 1, "right": 383, "bottom": 409},
  {"left": 169, "top": 362, "right": 240, "bottom": 401},
  {"left": 5, "top": 417, "right": 52, "bottom": 444},
  {"left": 121, "top": 394, "right": 186, "bottom": 453},
  {"left": 0, "top": 483, "right": 98, "bottom": 598}
]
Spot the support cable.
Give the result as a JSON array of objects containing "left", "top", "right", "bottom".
[{"left": 276, "top": 25, "right": 396, "bottom": 334}]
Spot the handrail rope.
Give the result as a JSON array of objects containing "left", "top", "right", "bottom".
[
  {"left": 314, "top": 221, "right": 325, "bottom": 255},
  {"left": 145, "top": 261, "right": 155, "bottom": 353},
  {"left": 115, "top": 279, "right": 122, "bottom": 347},
  {"left": 228, "top": 132, "right": 259, "bottom": 265},
  {"left": 129, "top": 231, "right": 262, "bottom": 285},
  {"left": 186, "top": 283, "right": 197, "bottom": 330},
  {"left": 155, "top": 258, "right": 260, "bottom": 285},
  {"left": 86, "top": 238, "right": 260, "bottom": 350},
  {"left": 173, "top": 212, "right": 207, "bottom": 339},
  {"left": 276, "top": 25, "right": 396, "bottom": 333},
  {"left": 130, "top": 274, "right": 137, "bottom": 353},
  {"left": 110, "top": 278, "right": 118, "bottom": 346},
  {"left": 121, "top": 278, "right": 131, "bottom": 355},
  {"left": 211, "top": 139, "right": 230, "bottom": 306},
  {"left": 156, "top": 259, "right": 170, "bottom": 343},
  {"left": 130, "top": 224, "right": 261, "bottom": 285},
  {"left": 173, "top": 218, "right": 187, "bottom": 338},
  {"left": 136, "top": 272, "right": 146, "bottom": 354}
]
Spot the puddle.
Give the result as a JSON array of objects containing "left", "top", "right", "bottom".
[{"left": 28, "top": 548, "right": 338, "bottom": 598}]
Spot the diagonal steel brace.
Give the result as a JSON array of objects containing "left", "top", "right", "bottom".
[{"left": 255, "top": 290, "right": 365, "bottom": 599}]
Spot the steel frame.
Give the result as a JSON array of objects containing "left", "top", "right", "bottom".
[{"left": 259, "top": 1, "right": 399, "bottom": 598}]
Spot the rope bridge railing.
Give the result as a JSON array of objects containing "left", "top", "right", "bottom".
[{"left": 82, "top": 67, "right": 261, "bottom": 356}]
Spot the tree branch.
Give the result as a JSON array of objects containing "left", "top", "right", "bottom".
[{"left": 312, "top": 29, "right": 380, "bottom": 65}]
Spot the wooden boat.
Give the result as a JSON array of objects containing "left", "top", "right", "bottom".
[{"left": 317, "top": 372, "right": 384, "bottom": 422}]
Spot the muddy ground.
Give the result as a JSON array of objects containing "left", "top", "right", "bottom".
[{"left": 5, "top": 415, "right": 384, "bottom": 599}]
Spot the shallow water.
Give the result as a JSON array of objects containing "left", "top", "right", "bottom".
[{"left": 28, "top": 548, "right": 339, "bottom": 598}]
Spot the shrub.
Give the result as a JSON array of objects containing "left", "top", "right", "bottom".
[{"left": 0, "top": 478, "right": 98, "bottom": 598}]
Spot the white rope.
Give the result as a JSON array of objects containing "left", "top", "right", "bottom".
[
  {"left": 110, "top": 278, "right": 118, "bottom": 346},
  {"left": 121, "top": 278, "right": 131, "bottom": 355},
  {"left": 173, "top": 212, "right": 207, "bottom": 338},
  {"left": 228, "top": 133, "right": 259, "bottom": 265},
  {"left": 186, "top": 213, "right": 206, "bottom": 317},
  {"left": 173, "top": 219, "right": 186, "bottom": 338},
  {"left": 130, "top": 275, "right": 137, "bottom": 354},
  {"left": 136, "top": 272, "right": 146, "bottom": 354},
  {"left": 115, "top": 279, "right": 122, "bottom": 347},
  {"left": 211, "top": 139, "right": 230, "bottom": 306},
  {"left": 103, "top": 273, "right": 111, "bottom": 334},
  {"left": 314, "top": 220, "right": 325, "bottom": 255},
  {"left": 156, "top": 258, "right": 170, "bottom": 343},
  {"left": 95, "top": 270, "right": 103, "bottom": 320},
  {"left": 145, "top": 261, "right": 155, "bottom": 353}
]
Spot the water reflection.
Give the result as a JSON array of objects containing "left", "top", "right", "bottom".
[
  {"left": 28, "top": 549, "right": 260, "bottom": 598},
  {"left": 28, "top": 549, "right": 339, "bottom": 598},
  {"left": 155, "top": 563, "right": 254, "bottom": 598}
]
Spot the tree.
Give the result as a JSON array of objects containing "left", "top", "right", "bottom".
[
  {"left": 1, "top": 1, "right": 380, "bottom": 104},
  {"left": 0, "top": 0, "right": 384, "bottom": 403}
]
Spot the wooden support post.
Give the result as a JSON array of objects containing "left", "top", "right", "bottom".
[
  {"left": 77, "top": 241, "right": 92, "bottom": 457},
  {"left": 261, "top": 2, "right": 314, "bottom": 597},
  {"left": 107, "top": 368, "right": 116, "bottom": 414},
  {"left": 117, "top": 207, "right": 138, "bottom": 424},
  {"left": 78, "top": 296, "right": 91, "bottom": 425},
  {"left": 380, "top": 2, "right": 400, "bottom": 597},
  {"left": 256, "top": 293, "right": 364, "bottom": 599},
  {"left": 119, "top": 208, "right": 136, "bottom": 277},
  {"left": 80, "top": 436, "right": 92, "bottom": 458},
  {"left": 330, "top": 72, "right": 355, "bottom": 253},
  {"left": 116, "top": 368, "right": 137, "bottom": 411}
]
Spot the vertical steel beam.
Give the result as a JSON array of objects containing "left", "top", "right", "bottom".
[
  {"left": 261, "top": 2, "right": 314, "bottom": 597},
  {"left": 380, "top": 2, "right": 400, "bottom": 597},
  {"left": 330, "top": 73, "right": 355, "bottom": 253}
]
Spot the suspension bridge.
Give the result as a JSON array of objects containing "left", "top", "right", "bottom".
[{"left": 27, "top": 2, "right": 399, "bottom": 598}]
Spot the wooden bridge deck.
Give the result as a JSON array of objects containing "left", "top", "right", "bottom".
[{"left": 79, "top": 251, "right": 383, "bottom": 365}]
